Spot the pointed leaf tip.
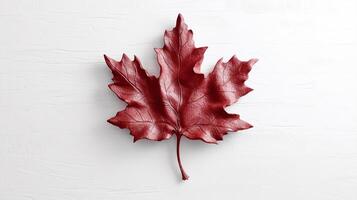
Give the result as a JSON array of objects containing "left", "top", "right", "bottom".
[
  {"left": 177, "top": 13, "right": 184, "bottom": 21},
  {"left": 248, "top": 58, "right": 259, "bottom": 66},
  {"left": 176, "top": 13, "right": 185, "bottom": 27},
  {"left": 104, "top": 54, "right": 116, "bottom": 70}
]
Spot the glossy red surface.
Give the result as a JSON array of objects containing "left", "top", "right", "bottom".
[{"left": 104, "top": 14, "right": 257, "bottom": 180}]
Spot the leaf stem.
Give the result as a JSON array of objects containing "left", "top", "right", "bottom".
[{"left": 176, "top": 133, "right": 189, "bottom": 180}]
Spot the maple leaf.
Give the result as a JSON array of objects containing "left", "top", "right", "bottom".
[{"left": 104, "top": 14, "right": 257, "bottom": 180}]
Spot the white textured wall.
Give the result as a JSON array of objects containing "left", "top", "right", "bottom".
[{"left": 1, "top": 0, "right": 357, "bottom": 199}]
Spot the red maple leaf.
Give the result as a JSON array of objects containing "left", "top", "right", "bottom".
[{"left": 104, "top": 14, "right": 257, "bottom": 180}]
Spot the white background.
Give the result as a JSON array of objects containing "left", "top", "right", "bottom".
[{"left": 1, "top": 0, "right": 357, "bottom": 199}]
